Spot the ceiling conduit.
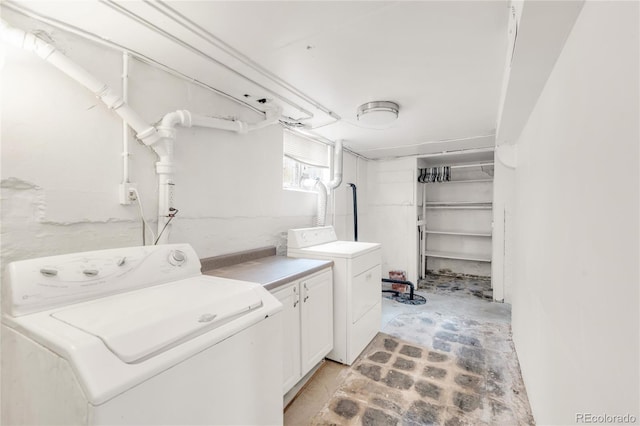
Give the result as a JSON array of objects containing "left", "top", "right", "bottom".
[{"left": 1, "top": 20, "right": 281, "bottom": 244}]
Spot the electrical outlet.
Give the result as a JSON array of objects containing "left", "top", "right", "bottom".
[
  {"left": 118, "top": 183, "right": 138, "bottom": 205},
  {"left": 128, "top": 187, "right": 137, "bottom": 201}
]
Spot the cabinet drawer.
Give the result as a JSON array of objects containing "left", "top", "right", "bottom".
[
  {"left": 352, "top": 248, "right": 381, "bottom": 277},
  {"left": 352, "top": 264, "right": 381, "bottom": 323}
]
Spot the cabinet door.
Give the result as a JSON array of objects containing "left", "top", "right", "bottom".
[
  {"left": 272, "top": 283, "right": 301, "bottom": 394},
  {"left": 300, "top": 269, "right": 333, "bottom": 375}
]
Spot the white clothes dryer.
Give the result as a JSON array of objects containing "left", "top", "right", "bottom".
[{"left": 287, "top": 226, "right": 381, "bottom": 365}]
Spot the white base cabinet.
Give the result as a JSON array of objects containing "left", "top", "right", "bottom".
[{"left": 272, "top": 268, "right": 333, "bottom": 394}]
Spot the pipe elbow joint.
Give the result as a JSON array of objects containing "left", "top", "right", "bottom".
[
  {"left": 161, "top": 110, "right": 191, "bottom": 128},
  {"left": 328, "top": 174, "right": 343, "bottom": 189},
  {"left": 179, "top": 110, "right": 192, "bottom": 127}
]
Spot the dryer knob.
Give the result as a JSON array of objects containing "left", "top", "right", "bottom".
[
  {"left": 83, "top": 269, "right": 99, "bottom": 277},
  {"left": 168, "top": 250, "right": 186, "bottom": 266},
  {"left": 40, "top": 268, "right": 58, "bottom": 277}
]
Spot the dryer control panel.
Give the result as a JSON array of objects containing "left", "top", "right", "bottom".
[
  {"left": 3, "top": 244, "right": 201, "bottom": 317},
  {"left": 288, "top": 226, "right": 338, "bottom": 249}
]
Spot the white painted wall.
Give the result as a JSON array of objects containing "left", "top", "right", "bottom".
[
  {"left": 509, "top": 2, "right": 639, "bottom": 424},
  {"left": 0, "top": 10, "right": 328, "bottom": 266},
  {"left": 491, "top": 158, "right": 516, "bottom": 303},
  {"left": 367, "top": 157, "right": 418, "bottom": 284}
]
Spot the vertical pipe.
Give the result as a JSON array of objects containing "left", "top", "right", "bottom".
[
  {"left": 327, "top": 139, "right": 343, "bottom": 189},
  {"left": 155, "top": 156, "right": 174, "bottom": 244},
  {"left": 347, "top": 183, "right": 358, "bottom": 241},
  {"left": 314, "top": 179, "right": 328, "bottom": 226},
  {"left": 122, "top": 52, "right": 130, "bottom": 184},
  {"left": 422, "top": 182, "right": 427, "bottom": 278}
]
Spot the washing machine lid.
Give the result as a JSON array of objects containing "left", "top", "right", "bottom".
[
  {"left": 51, "top": 275, "right": 263, "bottom": 363},
  {"left": 290, "top": 241, "right": 380, "bottom": 258}
]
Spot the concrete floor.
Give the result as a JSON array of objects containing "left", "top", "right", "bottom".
[{"left": 284, "top": 283, "right": 534, "bottom": 425}]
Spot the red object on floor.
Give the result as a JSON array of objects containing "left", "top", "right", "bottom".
[{"left": 389, "top": 270, "right": 407, "bottom": 293}]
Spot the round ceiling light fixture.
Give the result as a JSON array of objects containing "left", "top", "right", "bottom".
[{"left": 357, "top": 101, "right": 400, "bottom": 126}]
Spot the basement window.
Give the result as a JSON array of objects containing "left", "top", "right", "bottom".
[{"left": 283, "top": 131, "right": 330, "bottom": 191}]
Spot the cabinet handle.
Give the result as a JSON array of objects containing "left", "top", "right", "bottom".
[
  {"left": 303, "top": 282, "right": 309, "bottom": 302},
  {"left": 293, "top": 286, "right": 299, "bottom": 307}
]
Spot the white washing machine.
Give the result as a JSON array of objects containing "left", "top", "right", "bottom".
[
  {"left": 287, "top": 226, "right": 381, "bottom": 365},
  {"left": 1, "top": 244, "right": 283, "bottom": 426}
]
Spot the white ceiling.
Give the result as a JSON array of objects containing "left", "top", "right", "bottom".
[{"left": 4, "top": 1, "right": 510, "bottom": 159}]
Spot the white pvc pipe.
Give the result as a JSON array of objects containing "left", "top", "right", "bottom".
[
  {"left": 188, "top": 104, "right": 281, "bottom": 133},
  {"left": 315, "top": 179, "right": 328, "bottom": 226},
  {"left": 0, "top": 20, "right": 160, "bottom": 147},
  {"left": 155, "top": 164, "right": 174, "bottom": 245},
  {"left": 327, "top": 139, "right": 343, "bottom": 189},
  {"left": 122, "top": 52, "right": 130, "bottom": 184},
  {"left": 153, "top": 104, "right": 282, "bottom": 242},
  {"left": 160, "top": 104, "right": 280, "bottom": 134},
  {"left": 2, "top": 19, "right": 284, "bottom": 245},
  {"left": 190, "top": 114, "right": 246, "bottom": 133}
]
